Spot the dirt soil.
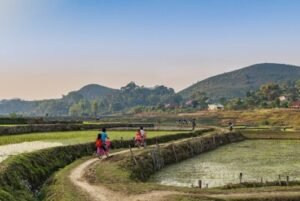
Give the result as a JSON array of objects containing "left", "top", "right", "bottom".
[{"left": 69, "top": 152, "right": 180, "bottom": 201}]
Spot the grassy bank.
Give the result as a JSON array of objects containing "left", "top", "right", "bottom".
[
  {"left": 0, "top": 129, "right": 213, "bottom": 201},
  {"left": 0, "top": 143, "right": 95, "bottom": 201},
  {"left": 39, "top": 157, "right": 93, "bottom": 201}
]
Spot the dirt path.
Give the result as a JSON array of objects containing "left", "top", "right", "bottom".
[
  {"left": 70, "top": 154, "right": 300, "bottom": 201},
  {"left": 69, "top": 151, "right": 179, "bottom": 201}
]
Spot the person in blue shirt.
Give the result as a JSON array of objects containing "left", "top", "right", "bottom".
[
  {"left": 99, "top": 128, "right": 109, "bottom": 154},
  {"left": 101, "top": 128, "right": 108, "bottom": 143}
]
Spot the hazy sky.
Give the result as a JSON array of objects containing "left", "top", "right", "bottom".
[{"left": 1, "top": 0, "right": 300, "bottom": 100}]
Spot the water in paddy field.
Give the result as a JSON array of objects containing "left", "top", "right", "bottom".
[
  {"left": 150, "top": 140, "right": 300, "bottom": 188},
  {"left": 0, "top": 141, "right": 63, "bottom": 163}
]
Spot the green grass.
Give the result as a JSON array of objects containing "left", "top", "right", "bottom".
[
  {"left": 0, "top": 130, "right": 184, "bottom": 146},
  {"left": 40, "top": 157, "right": 92, "bottom": 201},
  {"left": 0, "top": 124, "right": 27, "bottom": 127}
]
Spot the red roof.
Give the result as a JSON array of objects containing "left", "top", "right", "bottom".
[{"left": 290, "top": 101, "right": 300, "bottom": 107}]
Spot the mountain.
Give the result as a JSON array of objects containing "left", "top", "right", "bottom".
[
  {"left": 63, "top": 84, "right": 119, "bottom": 102},
  {"left": 179, "top": 63, "right": 300, "bottom": 100}
]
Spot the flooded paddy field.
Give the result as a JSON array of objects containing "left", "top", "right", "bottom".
[
  {"left": 0, "top": 141, "right": 63, "bottom": 163},
  {"left": 150, "top": 140, "right": 300, "bottom": 188}
]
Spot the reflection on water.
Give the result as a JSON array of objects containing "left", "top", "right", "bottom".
[
  {"left": 0, "top": 141, "right": 63, "bottom": 163},
  {"left": 150, "top": 140, "right": 300, "bottom": 188}
]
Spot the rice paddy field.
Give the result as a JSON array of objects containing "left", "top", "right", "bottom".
[
  {"left": 0, "top": 130, "right": 185, "bottom": 163},
  {"left": 150, "top": 140, "right": 300, "bottom": 188},
  {"left": 0, "top": 130, "right": 184, "bottom": 146}
]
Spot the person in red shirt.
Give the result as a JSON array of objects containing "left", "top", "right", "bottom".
[
  {"left": 95, "top": 133, "right": 102, "bottom": 158},
  {"left": 135, "top": 130, "right": 143, "bottom": 148}
]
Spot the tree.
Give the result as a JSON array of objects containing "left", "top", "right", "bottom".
[
  {"left": 91, "top": 101, "right": 99, "bottom": 117},
  {"left": 69, "top": 103, "right": 81, "bottom": 116}
]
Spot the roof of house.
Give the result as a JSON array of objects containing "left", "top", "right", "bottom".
[{"left": 290, "top": 101, "right": 300, "bottom": 107}]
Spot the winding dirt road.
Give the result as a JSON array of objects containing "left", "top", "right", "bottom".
[{"left": 69, "top": 154, "right": 179, "bottom": 201}]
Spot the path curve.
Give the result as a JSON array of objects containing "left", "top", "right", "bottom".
[
  {"left": 69, "top": 151, "right": 179, "bottom": 201},
  {"left": 69, "top": 136, "right": 300, "bottom": 201}
]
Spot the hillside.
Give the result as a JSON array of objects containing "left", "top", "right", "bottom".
[
  {"left": 0, "top": 83, "right": 176, "bottom": 116},
  {"left": 179, "top": 63, "right": 300, "bottom": 100},
  {"left": 63, "top": 84, "right": 119, "bottom": 102}
]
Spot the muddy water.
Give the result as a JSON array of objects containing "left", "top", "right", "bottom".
[
  {"left": 0, "top": 141, "right": 63, "bottom": 163},
  {"left": 150, "top": 140, "right": 300, "bottom": 188}
]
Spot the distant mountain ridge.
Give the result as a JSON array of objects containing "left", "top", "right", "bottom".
[
  {"left": 1, "top": 63, "right": 300, "bottom": 116},
  {"left": 179, "top": 63, "right": 300, "bottom": 100}
]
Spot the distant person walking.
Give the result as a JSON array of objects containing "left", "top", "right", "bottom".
[
  {"left": 228, "top": 122, "right": 234, "bottom": 131},
  {"left": 140, "top": 127, "right": 147, "bottom": 147},
  {"left": 192, "top": 119, "right": 196, "bottom": 131}
]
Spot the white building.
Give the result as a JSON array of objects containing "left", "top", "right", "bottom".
[
  {"left": 208, "top": 104, "right": 224, "bottom": 110},
  {"left": 279, "top": 96, "right": 287, "bottom": 102}
]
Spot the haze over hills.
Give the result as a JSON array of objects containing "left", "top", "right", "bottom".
[
  {"left": 179, "top": 63, "right": 300, "bottom": 100},
  {"left": 1, "top": 63, "right": 300, "bottom": 116}
]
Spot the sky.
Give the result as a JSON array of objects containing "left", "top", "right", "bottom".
[{"left": 1, "top": 0, "right": 300, "bottom": 100}]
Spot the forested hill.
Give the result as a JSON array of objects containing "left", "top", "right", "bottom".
[
  {"left": 0, "top": 82, "right": 179, "bottom": 116},
  {"left": 179, "top": 63, "right": 300, "bottom": 100}
]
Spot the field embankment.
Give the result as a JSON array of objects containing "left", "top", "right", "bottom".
[
  {"left": 0, "top": 123, "right": 154, "bottom": 136},
  {"left": 242, "top": 130, "right": 300, "bottom": 140},
  {"left": 0, "top": 128, "right": 213, "bottom": 201},
  {"left": 127, "top": 132, "right": 244, "bottom": 181}
]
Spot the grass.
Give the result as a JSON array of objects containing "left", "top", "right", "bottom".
[
  {"left": 0, "top": 124, "right": 27, "bottom": 127},
  {"left": 90, "top": 154, "right": 170, "bottom": 194},
  {"left": 0, "top": 130, "right": 185, "bottom": 146},
  {"left": 40, "top": 157, "right": 92, "bottom": 201},
  {"left": 242, "top": 130, "right": 300, "bottom": 139},
  {"left": 89, "top": 154, "right": 300, "bottom": 201}
]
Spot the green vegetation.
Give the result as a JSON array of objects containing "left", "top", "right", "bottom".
[
  {"left": 179, "top": 63, "right": 300, "bottom": 100},
  {"left": 40, "top": 157, "right": 92, "bottom": 201},
  {"left": 0, "top": 143, "right": 95, "bottom": 201},
  {"left": 224, "top": 81, "right": 300, "bottom": 110},
  {"left": 0, "top": 130, "right": 182, "bottom": 146},
  {"left": 0, "top": 82, "right": 178, "bottom": 116}
]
